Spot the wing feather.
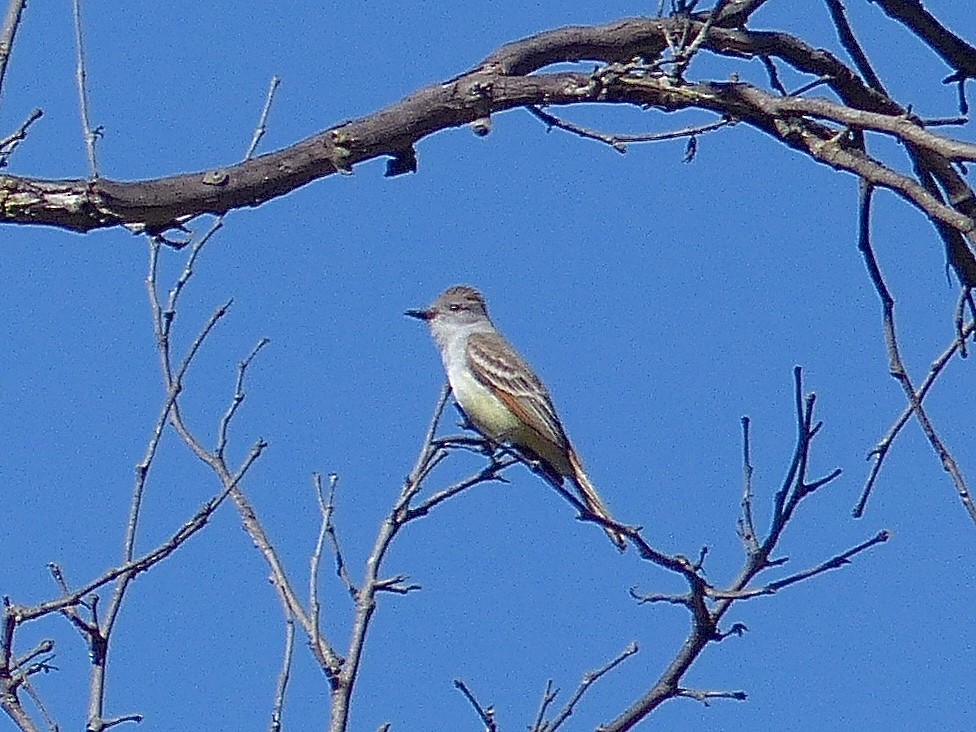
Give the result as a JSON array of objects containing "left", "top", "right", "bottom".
[{"left": 465, "top": 331, "right": 568, "bottom": 449}]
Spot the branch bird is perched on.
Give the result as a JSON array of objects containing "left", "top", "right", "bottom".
[{"left": 407, "top": 285, "right": 627, "bottom": 551}]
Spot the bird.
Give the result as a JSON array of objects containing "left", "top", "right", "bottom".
[{"left": 406, "top": 285, "right": 627, "bottom": 551}]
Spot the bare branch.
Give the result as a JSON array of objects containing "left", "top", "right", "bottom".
[
  {"left": 855, "top": 316, "right": 976, "bottom": 517},
  {"left": 268, "top": 614, "right": 295, "bottom": 732},
  {"left": 604, "top": 369, "right": 886, "bottom": 731},
  {"left": 527, "top": 104, "right": 733, "bottom": 152},
  {"left": 0, "top": 108, "right": 42, "bottom": 167},
  {"left": 856, "top": 182, "right": 976, "bottom": 525},
  {"left": 0, "top": 15, "right": 972, "bottom": 263},
  {"left": 870, "top": 0, "right": 976, "bottom": 83},
  {"left": 543, "top": 643, "right": 638, "bottom": 732},
  {"left": 675, "top": 687, "right": 747, "bottom": 705},
  {"left": 824, "top": 0, "right": 886, "bottom": 93},
  {"left": 738, "top": 416, "right": 759, "bottom": 553},
  {"left": 763, "top": 531, "right": 891, "bottom": 592},
  {"left": 71, "top": 0, "right": 99, "bottom": 176},
  {"left": 530, "top": 680, "right": 558, "bottom": 732},
  {"left": 0, "top": 0, "right": 28, "bottom": 102},
  {"left": 216, "top": 337, "right": 270, "bottom": 458},
  {"left": 453, "top": 679, "right": 498, "bottom": 732},
  {"left": 246, "top": 76, "right": 281, "bottom": 160}
]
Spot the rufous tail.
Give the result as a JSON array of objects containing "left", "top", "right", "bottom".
[{"left": 568, "top": 449, "right": 628, "bottom": 551}]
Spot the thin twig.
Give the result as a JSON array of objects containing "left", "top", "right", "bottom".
[
  {"left": 405, "top": 455, "right": 519, "bottom": 519},
  {"left": 759, "top": 55, "right": 787, "bottom": 95},
  {"left": 738, "top": 416, "right": 758, "bottom": 553},
  {"left": 788, "top": 76, "right": 832, "bottom": 96},
  {"left": 268, "top": 613, "right": 295, "bottom": 732},
  {"left": 676, "top": 687, "right": 747, "bottom": 705},
  {"left": 309, "top": 474, "right": 329, "bottom": 639},
  {"left": 10, "top": 472, "right": 244, "bottom": 625},
  {"left": 0, "top": 108, "right": 42, "bottom": 167},
  {"left": 769, "top": 368, "right": 811, "bottom": 531},
  {"left": 530, "top": 680, "right": 558, "bottom": 732},
  {"left": 920, "top": 116, "right": 969, "bottom": 128},
  {"left": 544, "top": 644, "right": 638, "bottom": 732},
  {"left": 954, "top": 286, "right": 971, "bottom": 357},
  {"left": 320, "top": 473, "right": 357, "bottom": 600},
  {"left": 71, "top": 0, "right": 99, "bottom": 176},
  {"left": 527, "top": 105, "right": 732, "bottom": 153},
  {"left": 823, "top": 0, "right": 887, "bottom": 93},
  {"left": 709, "top": 530, "right": 891, "bottom": 599},
  {"left": 9, "top": 641, "right": 53, "bottom": 675},
  {"left": 216, "top": 337, "right": 270, "bottom": 458},
  {"left": 629, "top": 588, "right": 694, "bottom": 607},
  {"left": 763, "top": 530, "right": 890, "bottom": 592},
  {"left": 0, "top": 0, "right": 27, "bottom": 106},
  {"left": 98, "top": 713, "right": 144, "bottom": 730},
  {"left": 453, "top": 679, "right": 498, "bottom": 732},
  {"left": 246, "top": 76, "right": 281, "bottom": 160},
  {"left": 672, "top": 0, "right": 731, "bottom": 77}
]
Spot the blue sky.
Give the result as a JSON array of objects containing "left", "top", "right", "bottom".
[{"left": 1, "top": 1, "right": 974, "bottom": 730}]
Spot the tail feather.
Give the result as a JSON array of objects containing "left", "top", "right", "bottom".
[{"left": 567, "top": 449, "right": 628, "bottom": 551}]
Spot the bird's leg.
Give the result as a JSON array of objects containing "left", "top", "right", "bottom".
[{"left": 489, "top": 442, "right": 522, "bottom": 465}]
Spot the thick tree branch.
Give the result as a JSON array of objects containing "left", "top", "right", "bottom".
[
  {"left": 870, "top": 0, "right": 976, "bottom": 81},
  {"left": 0, "top": 16, "right": 973, "bottom": 286}
]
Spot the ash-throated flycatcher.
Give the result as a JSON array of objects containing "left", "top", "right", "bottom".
[{"left": 406, "top": 285, "right": 627, "bottom": 551}]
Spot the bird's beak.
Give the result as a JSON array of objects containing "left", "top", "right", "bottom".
[{"left": 404, "top": 308, "right": 432, "bottom": 321}]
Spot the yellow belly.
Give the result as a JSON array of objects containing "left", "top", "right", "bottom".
[
  {"left": 449, "top": 366, "right": 520, "bottom": 441},
  {"left": 448, "top": 364, "right": 571, "bottom": 477}
]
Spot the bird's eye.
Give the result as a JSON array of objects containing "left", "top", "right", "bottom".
[{"left": 449, "top": 304, "right": 461, "bottom": 312}]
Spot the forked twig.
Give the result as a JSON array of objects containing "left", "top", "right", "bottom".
[
  {"left": 538, "top": 643, "right": 638, "bottom": 732},
  {"left": 855, "top": 317, "right": 976, "bottom": 517},
  {"left": 855, "top": 181, "right": 976, "bottom": 525},
  {"left": 605, "top": 368, "right": 886, "bottom": 731}
]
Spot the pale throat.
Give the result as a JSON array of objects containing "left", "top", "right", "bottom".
[{"left": 432, "top": 319, "right": 521, "bottom": 442}]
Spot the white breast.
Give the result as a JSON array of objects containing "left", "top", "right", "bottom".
[{"left": 444, "top": 350, "right": 520, "bottom": 441}]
